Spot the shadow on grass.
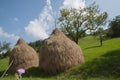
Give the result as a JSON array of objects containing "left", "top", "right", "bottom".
[
  {"left": 0, "top": 70, "right": 9, "bottom": 78},
  {"left": 23, "top": 67, "right": 47, "bottom": 78},
  {"left": 70, "top": 50, "right": 120, "bottom": 79},
  {"left": 84, "top": 46, "right": 101, "bottom": 49},
  {"left": 23, "top": 67, "right": 61, "bottom": 78},
  {"left": 0, "top": 67, "right": 60, "bottom": 79},
  {"left": 0, "top": 70, "right": 4, "bottom": 77},
  {"left": 84, "top": 45, "right": 101, "bottom": 50}
]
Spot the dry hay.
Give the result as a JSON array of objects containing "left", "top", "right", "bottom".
[
  {"left": 8, "top": 38, "right": 39, "bottom": 73},
  {"left": 40, "top": 28, "right": 84, "bottom": 74}
]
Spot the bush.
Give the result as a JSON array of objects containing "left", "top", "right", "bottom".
[{"left": 108, "top": 15, "right": 120, "bottom": 38}]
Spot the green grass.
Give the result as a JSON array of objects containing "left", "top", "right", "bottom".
[
  {"left": 0, "top": 57, "right": 9, "bottom": 76},
  {"left": 0, "top": 36, "right": 120, "bottom": 80},
  {"left": 62, "top": 37, "right": 120, "bottom": 80}
]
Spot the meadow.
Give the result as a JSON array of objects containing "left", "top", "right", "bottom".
[{"left": 0, "top": 36, "right": 120, "bottom": 80}]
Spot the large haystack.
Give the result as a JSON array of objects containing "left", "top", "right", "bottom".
[
  {"left": 8, "top": 38, "right": 39, "bottom": 73},
  {"left": 40, "top": 28, "right": 84, "bottom": 74}
]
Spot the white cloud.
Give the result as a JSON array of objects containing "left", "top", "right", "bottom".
[
  {"left": 25, "top": 19, "right": 49, "bottom": 40},
  {"left": 0, "top": 27, "right": 19, "bottom": 40},
  {"left": 61, "top": 0, "right": 85, "bottom": 9},
  {"left": 25, "top": 0, "right": 54, "bottom": 40},
  {"left": 13, "top": 17, "right": 19, "bottom": 22}
]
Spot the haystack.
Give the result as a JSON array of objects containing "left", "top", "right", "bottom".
[
  {"left": 8, "top": 38, "right": 39, "bottom": 73},
  {"left": 40, "top": 28, "right": 84, "bottom": 74}
]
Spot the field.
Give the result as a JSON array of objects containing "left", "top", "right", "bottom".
[{"left": 0, "top": 36, "right": 120, "bottom": 80}]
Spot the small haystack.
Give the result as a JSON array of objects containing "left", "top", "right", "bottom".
[
  {"left": 40, "top": 28, "right": 84, "bottom": 74},
  {"left": 8, "top": 38, "right": 39, "bottom": 73}
]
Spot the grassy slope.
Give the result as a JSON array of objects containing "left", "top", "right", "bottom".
[
  {"left": 61, "top": 37, "right": 120, "bottom": 80},
  {"left": 0, "top": 57, "right": 9, "bottom": 76},
  {"left": 0, "top": 37, "right": 120, "bottom": 80}
]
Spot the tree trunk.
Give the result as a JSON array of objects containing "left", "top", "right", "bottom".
[
  {"left": 74, "top": 37, "right": 79, "bottom": 44},
  {"left": 100, "top": 35, "right": 103, "bottom": 46}
]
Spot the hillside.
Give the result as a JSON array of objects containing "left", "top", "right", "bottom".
[
  {"left": 61, "top": 37, "right": 120, "bottom": 80},
  {"left": 0, "top": 37, "right": 120, "bottom": 80}
]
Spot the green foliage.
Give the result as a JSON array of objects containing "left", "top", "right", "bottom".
[
  {"left": 28, "top": 40, "right": 43, "bottom": 53},
  {"left": 59, "top": 3, "right": 108, "bottom": 44},
  {"left": 92, "top": 28, "right": 108, "bottom": 46},
  {"left": 0, "top": 41, "right": 11, "bottom": 59},
  {"left": 85, "top": 3, "right": 108, "bottom": 30},
  {"left": 107, "top": 15, "right": 120, "bottom": 38}
]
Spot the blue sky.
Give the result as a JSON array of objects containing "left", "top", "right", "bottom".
[{"left": 0, "top": 0, "right": 120, "bottom": 47}]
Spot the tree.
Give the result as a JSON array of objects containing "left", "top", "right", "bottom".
[
  {"left": 108, "top": 15, "right": 120, "bottom": 37},
  {"left": 0, "top": 41, "right": 11, "bottom": 59},
  {"left": 29, "top": 40, "right": 43, "bottom": 53},
  {"left": 58, "top": 3, "right": 108, "bottom": 44},
  {"left": 93, "top": 28, "right": 105, "bottom": 46},
  {"left": 86, "top": 4, "right": 108, "bottom": 47}
]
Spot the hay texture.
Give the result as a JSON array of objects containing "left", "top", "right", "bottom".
[
  {"left": 40, "top": 29, "right": 84, "bottom": 74},
  {"left": 8, "top": 38, "right": 38, "bottom": 73}
]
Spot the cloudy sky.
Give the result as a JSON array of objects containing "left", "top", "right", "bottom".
[{"left": 0, "top": 0, "right": 120, "bottom": 46}]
